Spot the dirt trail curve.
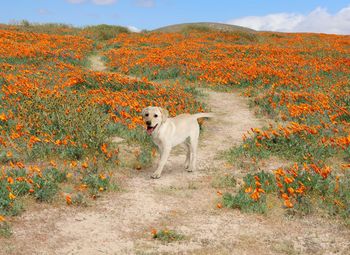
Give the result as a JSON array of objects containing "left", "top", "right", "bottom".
[
  {"left": 1, "top": 55, "right": 349, "bottom": 255},
  {"left": 89, "top": 55, "right": 108, "bottom": 72}
]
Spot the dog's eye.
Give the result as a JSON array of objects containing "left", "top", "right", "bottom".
[
  {"left": 145, "top": 113, "right": 149, "bottom": 117},
  {"left": 154, "top": 114, "right": 158, "bottom": 118}
]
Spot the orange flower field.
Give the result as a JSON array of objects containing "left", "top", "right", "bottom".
[
  {"left": 104, "top": 30, "right": 349, "bottom": 161},
  {"left": 0, "top": 26, "right": 203, "bottom": 216},
  {"left": 0, "top": 25, "right": 349, "bottom": 219},
  {"left": 103, "top": 29, "right": 349, "bottom": 215}
]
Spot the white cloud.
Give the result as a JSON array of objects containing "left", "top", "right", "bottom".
[
  {"left": 135, "top": 0, "right": 155, "bottom": 8},
  {"left": 66, "top": 0, "right": 117, "bottom": 5},
  {"left": 228, "top": 13, "right": 304, "bottom": 31},
  {"left": 127, "top": 25, "right": 141, "bottom": 33},
  {"left": 92, "top": 0, "right": 117, "bottom": 5},
  {"left": 227, "top": 5, "right": 350, "bottom": 35}
]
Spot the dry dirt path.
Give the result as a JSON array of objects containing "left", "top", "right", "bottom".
[
  {"left": 88, "top": 55, "right": 108, "bottom": 72},
  {"left": 1, "top": 56, "right": 349, "bottom": 255}
]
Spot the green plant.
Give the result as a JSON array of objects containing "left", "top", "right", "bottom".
[
  {"left": 222, "top": 172, "right": 276, "bottom": 214},
  {"left": 81, "top": 168, "right": 111, "bottom": 196},
  {"left": 0, "top": 221, "right": 12, "bottom": 238},
  {"left": 71, "top": 193, "right": 89, "bottom": 207},
  {"left": 82, "top": 24, "right": 129, "bottom": 41},
  {"left": 152, "top": 229, "right": 185, "bottom": 242},
  {"left": 32, "top": 174, "right": 59, "bottom": 202},
  {"left": 0, "top": 176, "right": 25, "bottom": 216},
  {"left": 222, "top": 191, "right": 267, "bottom": 214},
  {"left": 212, "top": 174, "right": 237, "bottom": 189}
]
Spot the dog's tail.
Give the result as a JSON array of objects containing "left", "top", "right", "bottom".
[{"left": 192, "top": 112, "right": 215, "bottom": 119}]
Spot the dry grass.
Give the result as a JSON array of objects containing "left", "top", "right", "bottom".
[{"left": 153, "top": 22, "right": 256, "bottom": 33}]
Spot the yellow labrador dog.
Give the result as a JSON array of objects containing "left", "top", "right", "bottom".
[{"left": 142, "top": 106, "right": 214, "bottom": 179}]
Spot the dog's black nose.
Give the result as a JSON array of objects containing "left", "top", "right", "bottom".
[{"left": 146, "top": 121, "right": 151, "bottom": 126}]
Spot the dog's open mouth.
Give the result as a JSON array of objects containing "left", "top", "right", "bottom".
[{"left": 146, "top": 124, "right": 158, "bottom": 135}]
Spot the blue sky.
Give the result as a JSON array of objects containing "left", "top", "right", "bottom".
[{"left": 1, "top": 0, "right": 349, "bottom": 34}]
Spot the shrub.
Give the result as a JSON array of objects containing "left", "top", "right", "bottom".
[
  {"left": 81, "top": 168, "right": 111, "bottom": 196},
  {"left": 222, "top": 172, "right": 275, "bottom": 214},
  {"left": 82, "top": 24, "right": 129, "bottom": 41},
  {"left": 151, "top": 229, "right": 185, "bottom": 242}
]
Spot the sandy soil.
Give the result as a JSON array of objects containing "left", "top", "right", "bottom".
[{"left": 1, "top": 56, "right": 349, "bottom": 255}]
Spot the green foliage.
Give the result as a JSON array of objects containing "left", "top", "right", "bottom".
[
  {"left": 82, "top": 24, "right": 129, "bottom": 41},
  {"left": 32, "top": 174, "right": 59, "bottom": 202},
  {"left": 0, "top": 221, "right": 12, "bottom": 238},
  {"left": 212, "top": 174, "right": 237, "bottom": 189},
  {"left": 0, "top": 169, "right": 27, "bottom": 216},
  {"left": 0, "top": 165, "right": 114, "bottom": 215},
  {"left": 81, "top": 168, "right": 111, "bottom": 196},
  {"left": 0, "top": 151, "right": 20, "bottom": 164},
  {"left": 7, "top": 20, "right": 79, "bottom": 35},
  {"left": 220, "top": 164, "right": 350, "bottom": 221},
  {"left": 43, "top": 168, "right": 68, "bottom": 183},
  {"left": 0, "top": 185, "right": 23, "bottom": 216},
  {"left": 7, "top": 169, "right": 31, "bottom": 196},
  {"left": 70, "top": 193, "right": 89, "bottom": 207},
  {"left": 283, "top": 173, "right": 350, "bottom": 219},
  {"left": 222, "top": 171, "right": 275, "bottom": 214},
  {"left": 223, "top": 191, "right": 267, "bottom": 214},
  {"left": 152, "top": 229, "right": 185, "bottom": 242},
  {"left": 15, "top": 91, "right": 110, "bottom": 160},
  {"left": 245, "top": 171, "right": 277, "bottom": 193},
  {"left": 232, "top": 30, "right": 259, "bottom": 43},
  {"left": 226, "top": 128, "right": 338, "bottom": 166},
  {"left": 4, "top": 21, "right": 131, "bottom": 39},
  {"left": 286, "top": 196, "right": 314, "bottom": 216},
  {"left": 328, "top": 174, "right": 350, "bottom": 218}
]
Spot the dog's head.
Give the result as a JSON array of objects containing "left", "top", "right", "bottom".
[{"left": 141, "top": 106, "right": 169, "bottom": 135}]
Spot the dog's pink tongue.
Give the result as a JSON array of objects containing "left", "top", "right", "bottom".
[{"left": 147, "top": 127, "right": 153, "bottom": 135}]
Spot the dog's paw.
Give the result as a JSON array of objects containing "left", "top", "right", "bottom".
[
  {"left": 187, "top": 168, "right": 194, "bottom": 173},
  {"left": 151, "top": 172, "right": 161, "bottom": 179},
  {"left": 185, "top": 161, "right": 190, "bottom": 170}
]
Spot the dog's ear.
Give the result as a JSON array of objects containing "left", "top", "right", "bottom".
[
  {"left": 160, "top": 107, "right": 169, "bottom": 123},
  {"left": 141, "top": 107, "right": 150, "bottom": 117}
]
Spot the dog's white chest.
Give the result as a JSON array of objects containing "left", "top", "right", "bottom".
[{"left": 152, "top": 136, "right": 162, "bottom": 148}]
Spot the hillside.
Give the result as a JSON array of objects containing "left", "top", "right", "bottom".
[
  {"left": 153, "top": 22, "right": 256, "bottom": 33},
  {"left": 0, "top": 23, "right": 349, "bottom": 254}
]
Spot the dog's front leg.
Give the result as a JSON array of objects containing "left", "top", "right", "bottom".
[{"left": 151, "top": 145, "right": 171, "bottom": 179}]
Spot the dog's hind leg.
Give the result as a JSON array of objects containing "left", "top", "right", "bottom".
[
  {"left": 188, "top": 126, "right": 199, "bottom": 172},
  {"left": 184, "top": 139, "right": 191, "bottom": 170}
]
